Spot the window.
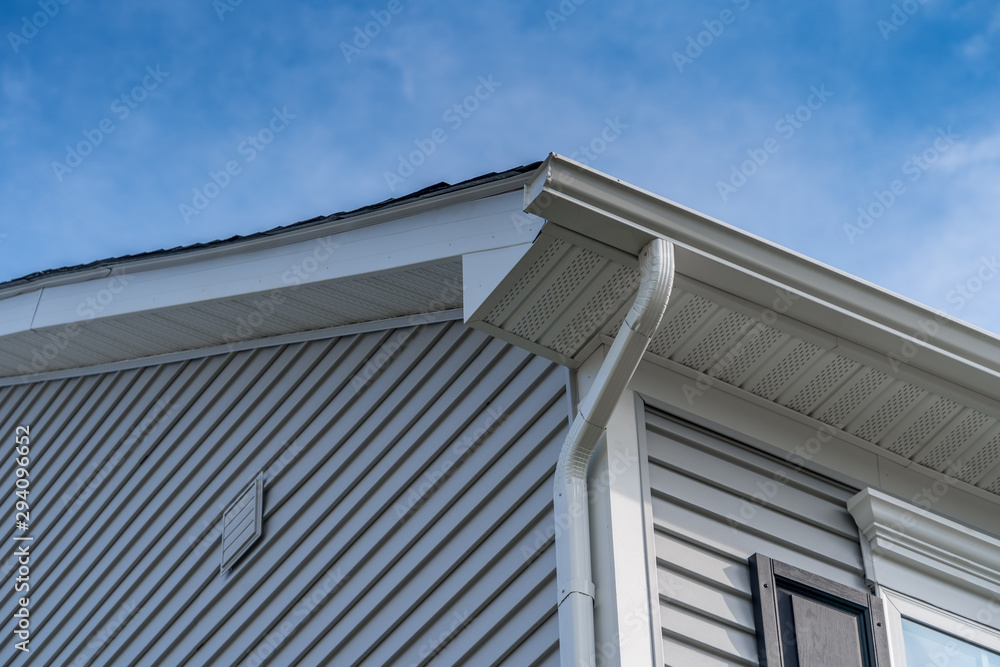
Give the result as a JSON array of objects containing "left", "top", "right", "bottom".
[
  {"left": 883, "top": 590, "right": 1000, "bottom": 667},
  {"left": 901, "top": 619, "right": 1000, "bottom": 667},
  {"left": 748, "top": 553, "right": 891, "bottom": 666}
]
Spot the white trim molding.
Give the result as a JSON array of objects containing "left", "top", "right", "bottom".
[{"left": 848, "top": 488, "right": 1000, "bottom": 631}]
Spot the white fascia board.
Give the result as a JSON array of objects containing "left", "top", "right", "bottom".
[
  {"left": 8, "top": 191, "right": 540, "bottom": 333},
  {"left": 462, "top": 241, "right": 536, "bottom": 321},
  {"left": 0, "top": 171, "right": 535, "bottom": 300},
  {"left": 524, "top": 154, "right": 1000, "bottom": 398},
  {"left": 848, "top": 487, "right": 1000, "bottom": 630},
  {"left": 0, "top": 292, "right": 41, "bottom": 337}
]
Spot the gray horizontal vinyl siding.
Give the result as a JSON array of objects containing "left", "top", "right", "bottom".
[
  {"left": 644, "top": 409, "right": 866, "bottom": 667},
  {"left": 0, "top": 320, "right": 565, "bottom": 666}
]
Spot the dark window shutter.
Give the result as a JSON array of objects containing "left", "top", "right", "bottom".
[{"left": 748, "top": 553, "right": 890, "bottom": 666}]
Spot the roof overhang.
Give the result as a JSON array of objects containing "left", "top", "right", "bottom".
[
  {"left": 0, "top": 170, "right": 542, "bottom": 380},
  {"left": 465, "top": 153, "right": 1000, "bottom": 499}
]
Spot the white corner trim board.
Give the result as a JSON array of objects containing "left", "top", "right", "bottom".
[{"left": 848, "top": 487, "right": 1000, "bottom": 631}]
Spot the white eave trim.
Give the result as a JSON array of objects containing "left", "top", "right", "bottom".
[
  {"left": 848, "top": 487, "right": 1000, "bottom": 630},
  {"left": 0, "top": 188, "right": 541, "bottom": 336},
  {"left": 0, "top": 170, "right": 536, "bottom": 301},
  {"left": 524, "top": 153, "right": 1000, "bottom": 398}
]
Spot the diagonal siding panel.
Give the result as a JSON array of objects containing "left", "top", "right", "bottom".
[{"left": 0, "top": 320, "right": 566, "bottom": 667}]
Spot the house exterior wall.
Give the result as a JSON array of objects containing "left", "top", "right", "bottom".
[
  {"left": 643, "top": 407, "right": 868, "bottom": 666},
  {"left": 1, "top": 319, "right": 566, "bottom": 666}
]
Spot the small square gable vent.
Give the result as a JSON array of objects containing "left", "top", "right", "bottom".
[{"left": 220, "top": 473, "right": 264, "bottom": 572}]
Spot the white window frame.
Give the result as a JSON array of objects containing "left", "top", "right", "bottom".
[{"left": 881, "top": 588, "right": 1000, "bottom": 665}]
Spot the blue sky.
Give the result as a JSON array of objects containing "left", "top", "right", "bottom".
[{"left": 2, "top": 0, "right": 999, "bottom": 334}]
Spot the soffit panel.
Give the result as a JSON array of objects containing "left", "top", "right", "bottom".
[
  {"left": 0, "top": 261, "right": 463, "bottom": 379},
  {"left": 467, "top": 215, "right": 1000, "bottom": 500}
]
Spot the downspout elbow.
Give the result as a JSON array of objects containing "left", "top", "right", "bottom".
[
  {"left": 554, "top": 238, "right": 674, "bottom": 488},
  {"left": 554, "top": 238, "right": 674, "bottom": 666}
]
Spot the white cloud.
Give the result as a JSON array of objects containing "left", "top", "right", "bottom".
[
  {"left": 881, "top": 127, "right": 1000, "bottom": 333},
  {"left": 936, "top": 130, "right": 1000, "bottom": 171}
]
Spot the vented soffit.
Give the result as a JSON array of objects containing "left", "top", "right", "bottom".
[{"left": 464, "top": 154, "right": 1000, "bottom": 500}]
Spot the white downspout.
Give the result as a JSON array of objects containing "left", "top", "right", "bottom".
[{"left": 555, "top": 238, "right": 674, "bottom": 667}]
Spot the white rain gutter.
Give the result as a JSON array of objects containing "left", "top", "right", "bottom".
[{"left": 554, "top": 238, "right": 674, "bottom": 667}]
